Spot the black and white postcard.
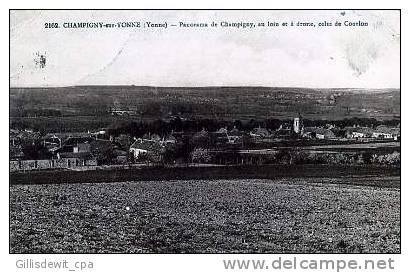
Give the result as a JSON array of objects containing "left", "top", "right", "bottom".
[{"left": 9, "top": 10, "right": 400, "bottom": 255}]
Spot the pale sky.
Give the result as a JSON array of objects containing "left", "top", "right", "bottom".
[{"left": 10, "top": 10, "right": 400, "bottom": 88}]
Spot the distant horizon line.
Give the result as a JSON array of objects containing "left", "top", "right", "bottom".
[{"left": 9, "top": 84, "right": 400, "bottom": 90}]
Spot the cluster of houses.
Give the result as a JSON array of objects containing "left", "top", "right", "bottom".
[
  {"left": 301, "top": 125, "right": 400, "bottom": 141},
  {"left": 10, "top": 129, "right": 129, "bottom": 169},
  {"left": 9, "top": 116, "right": 400, "bottom": 171},
  {"left": 129, "top": 133, "right": 176, "bottom": 162},
  {"left": 247, "top": 118, "right": 400, "bottom": 142}
]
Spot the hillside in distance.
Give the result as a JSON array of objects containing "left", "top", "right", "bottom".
[{"left": 10, "top": 86, "right": 400, "bottom": 122}]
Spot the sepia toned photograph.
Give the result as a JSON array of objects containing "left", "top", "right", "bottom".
[{"left": 9, "top": 10, "right": 400, "bottom": 254}]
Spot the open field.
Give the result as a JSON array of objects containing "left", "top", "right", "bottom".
[
  {"left": 10, "top": 86, "right": 400, "bottom": 132},
  {"left": 307, "top": 141, "right": 400, "bottom": 150},
  {"left": 10, "top": 165, "right": 400, "bottom": 187},
  {"left": 10, "top": 178, "right": 400, "bottom": 253}
]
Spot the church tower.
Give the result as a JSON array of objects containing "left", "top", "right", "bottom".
[{"left": 293, "top": 114, "right": 303, "bottom": 134}]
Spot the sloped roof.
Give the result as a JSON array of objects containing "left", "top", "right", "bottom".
[
  {"left": 228, "top": 128, "right": 242, "bottom": 136},
  {"left": 165, "top": 135, "right": 177, "bottom": 142},
  {"left": 274, "top": 128, "right": 291, "bottom": 137},
  {"left": 63, "top": 136, "right": 94, "bottom": 146},
  {"left": 216, "top": 127, "right": 228, "bottom": 134},
  {"left": 345, "top": 126, "right": 374, "bottom": 135},
  {"left": 193, "top": 129, "right": 209, "bottom": 138},
  {"left": 251, "top": 127, "right": 270, "bottom": 137},
  {"left": 90, "top": 139, "right": 114, "bottom": 150},
  {"left": 130, "top": 139, "right": 164, "bottom": 152},
  {"left": 142, "top": 133, "right": 161, "bottom": 141},
  {"left": 303, "top": 127, "right": 335, "bottom": 137},
  {"left": 375, "top": 125, "right": 400, "bottom": 135}
]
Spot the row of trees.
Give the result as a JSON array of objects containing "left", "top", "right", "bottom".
[
  {"left": 11, "top": 115, "right": 400, "bottom": 136},
  {"left": 189, "top": 148, "right": 401, "bottom": 167},
  {"left": 106, "top": 117, "right": 400, "bottom": 138}
]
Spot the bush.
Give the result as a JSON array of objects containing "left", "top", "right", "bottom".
[
  {"left": 191, "top": 148, "right": 213, "bottom": 163},
  {"left": 371, "top": 152, "right": 400, "bottom": 166}
]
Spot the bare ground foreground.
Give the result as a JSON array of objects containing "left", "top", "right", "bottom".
[{"left": 10, "top": 178, "right": 400, "bottom": 253}]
